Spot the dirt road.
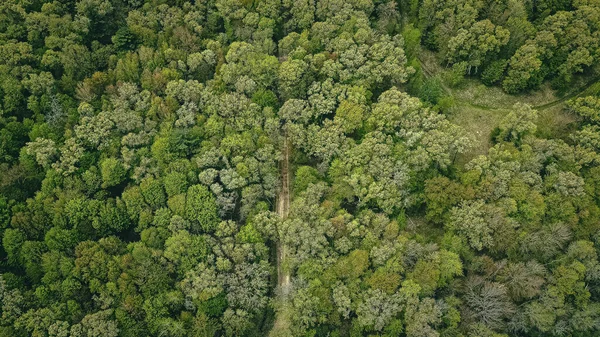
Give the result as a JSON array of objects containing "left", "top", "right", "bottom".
[
  {"left": 270, "top": 135, "right": 292, "bottom": 336},
  {"left": 276, "top": 135, "right": 290, "bottom": 292}
]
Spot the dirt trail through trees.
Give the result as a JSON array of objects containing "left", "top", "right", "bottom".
[
  {"left": 270, "top": 135, "right": 292, "bottom": 336},
  {"left": 276, "top": 136, "right": 291, "bottom": 291}
]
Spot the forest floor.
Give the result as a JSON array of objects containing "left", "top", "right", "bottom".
[
  {"left": 270, "top": 135, "right": 292, "bottom": 336},
  {"left": 417, "top": 50, "right": 595, "bottom": 166}
]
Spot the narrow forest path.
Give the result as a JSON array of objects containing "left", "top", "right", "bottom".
[
  {"left": 276, "top": 135, "right": 291, "bottom": 291},
  {"left": 270, "top": 135, "right": 292, "bottom": 336},
  {"left": 531, "top": 76, "right": 600, "bottom": 110}
]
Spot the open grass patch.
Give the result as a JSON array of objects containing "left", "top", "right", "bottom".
[
  {"left": 418, "top": 50, "right": 593, "bottom": 167},
  {"left": 448, "top": 105, "right": 507, "bottom": 166},
  {"left": 452, "top": 80, "right": 558, "bottom": 110}
]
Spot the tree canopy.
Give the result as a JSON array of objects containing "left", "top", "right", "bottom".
[{"left": 1, "top": 0, "right": 600, "bottom": 337}]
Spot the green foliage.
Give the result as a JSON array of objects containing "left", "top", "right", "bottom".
[
  {"left": 2, "top": 1, "right": 600, "bottom": 337},
  {"left": 444, "top": 62, "right": 467, "bottom": 88},
  {"left": 294, "top": 166, "right": 320, "bottom": 194},
  {"left": 100, "top": 158, "right": 126, "bottom": 189},
  {"left": 481, "top": 60, "right": 508, "bottom": 86},
  {"left": 335, "top": 250, "right": 369, "bottom": 279},
  {"left": 3, "top": 228, "right": 25, "bottom": 266},
  {"left": 185, "top": 185, "right": 219, "bottom": 233},
  {"left": 140, "top": 177, "right": 166, "bottom": 209},
  {"left": 402, "top": 24, "right": 422, "bottom": 61},
  {"left": 425, "top": 176, "right": 474, "bottom": 224},
  {"left": 497, "top": 103, "right": 538, "bottom": 142},
  {"left": 112, "top": 27, "right": 137, "bottom": 51},
  {"left": 251, "top": 89, "right": 279, "bottom": 108},
  {"left": 419, "top": 76, "right": 445, "bottom": 105},
  {"left": 164, "top": 230, "right": 209, "bottom": 274},
  {"left": 163, "top": 172, "right": 188, "bottom": 197}
]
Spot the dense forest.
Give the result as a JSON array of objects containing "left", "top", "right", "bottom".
[{"left": 2, "top": 0, "right": 600, "bottom": 336}]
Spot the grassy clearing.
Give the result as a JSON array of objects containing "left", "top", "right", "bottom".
[
  {"left": 447, "top": 105, "right": 507, "bottom": 166},
  {"left": 452, "top": 80, "right": 557, "bottom": 110},
  {"left": 418, "top": 49, "right": 590, "bottom": 109},
  {"left": 418, "top": 49, "right": 591, "bottom": 166}
]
